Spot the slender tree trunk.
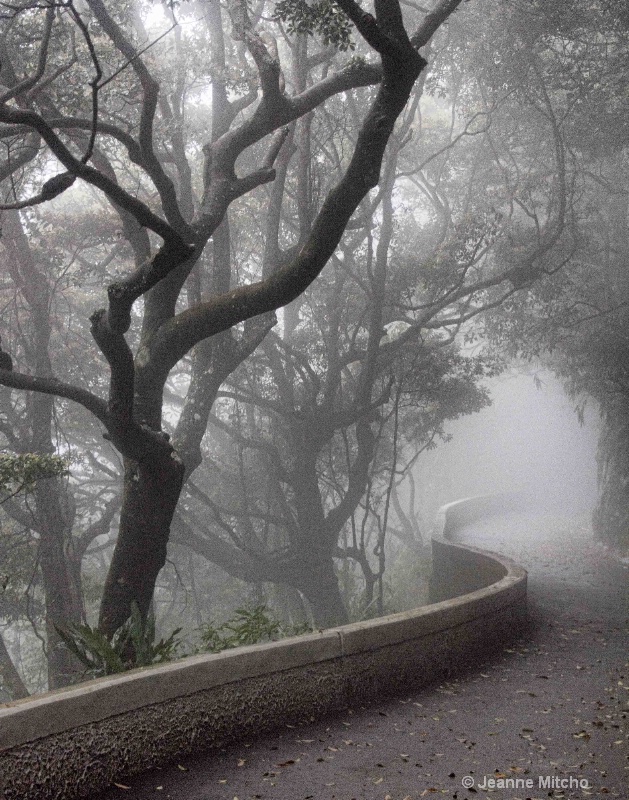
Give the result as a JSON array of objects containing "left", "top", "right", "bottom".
[
  {"left": 98, "top": 455, "right": 185, "bottom": 637},
  {"left": 593, "top": 176, "right": 629, "bottom": 548},
  {"left": 4, "top": 211, "right": 85, "bottom": 687},
  {"left": 593, "top": 401, "right": 629, "bottom": 550},
  {"left": 31, "top": 394, "right": 84, "bottom": 688},
  {"left": 37, "top": 480, "right": 84, "bottom": 688},
  {"left": 0, "top": 632, "right": 29, "bottom": 700}
]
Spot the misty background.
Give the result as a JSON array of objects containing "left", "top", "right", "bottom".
[
  {"left": 417, "top": 369, "right": 599, "bottom": 516},
  {"left": 0, "top": 0, "right": 627, "bottom": 700}
]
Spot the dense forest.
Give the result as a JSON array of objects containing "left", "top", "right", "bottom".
[{"left": 0, "top": 0, "right": 627, "bottom": 697}]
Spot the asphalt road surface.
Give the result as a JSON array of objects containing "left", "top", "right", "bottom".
[{"left": 95, "top": 511, "right": 628, "bottom": 800}]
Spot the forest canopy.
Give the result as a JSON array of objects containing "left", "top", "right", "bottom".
[{"left": 0, "top": 0, "right": 626, "bottom": 695}]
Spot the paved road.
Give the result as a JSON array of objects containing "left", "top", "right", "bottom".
[{"left": 97, "top": 511, "right": 628, "bottom": 800}]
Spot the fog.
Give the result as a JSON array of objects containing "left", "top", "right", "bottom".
[
  {"left": 415, "top": 367, "right": 600, "bottom": 522},
  {"left": 2, "top": 0, "right": 628, "bottom": 717}
]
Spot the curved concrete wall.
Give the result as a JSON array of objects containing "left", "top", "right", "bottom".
[
  {"left": 430, "top": 493, "right": 530, "bottom": 602},
  {"left": 434, "top": 492, "right": 530, "bottom": 541},
  {"left": 0, "top": 498, "right": 527, "bottom": 800}
]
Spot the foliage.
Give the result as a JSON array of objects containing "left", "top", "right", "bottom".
[
  {"left": 273, "top": 0, "right": 355, "bottom": 50},
  {"left": 2, "top": 0, "right": 618, "bottom": 680},
  {"left": 199, "top": 606, "right": 311, "bottom": 653},
  {"left": 0, "top": 453, "right": 69, "bottom": 496},
  {"left": 55, "top": 604, "right": 182, "bottom": 679},
  {"left": 382, "top": 549, "right": 432, "bottom": 615}
]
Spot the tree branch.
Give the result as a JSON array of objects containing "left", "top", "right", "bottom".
[
  {"left": 0, "top": 4, "right": 55, "bottom": 104},
  {"left": 0, "top": 370, "right": 109, "bottom": 427},
  {"left": 153, "top": 40, "right": 426, "bottom": 373},
  {"left": 0, "top": 104, "right": 186, "bottom": 243},
  {"left": 411, "top": 0, "right": 467, "bottom": 48}
]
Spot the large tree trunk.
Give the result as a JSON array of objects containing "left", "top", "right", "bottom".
[
  {"left": 98, "top": 454, "right": 185, "bottom": 637},
  {"left": 282, "top": 431, "right": 350, "bottom": 628},
  {"left": 290, "top": 556, "right": 349, "bottom": 629}
]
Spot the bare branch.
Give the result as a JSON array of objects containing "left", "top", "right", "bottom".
[
  {"left": 0, "top": 369, "right": 109, "bottom": 427},
  {"left": 156, "top": 40, "right": 427, "bottom": 371},
  {"left": 85, "top": 0, "right": 191, "bottom": 238},
  {"left": 411, "top": 0, "right": 466, "bottom": 48},
  {"left": 0, "top": 104, "right": 186, "bottom": 243}
]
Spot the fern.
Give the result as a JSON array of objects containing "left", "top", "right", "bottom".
[
  {"left": 55, "top": 603, "right": 182, "bottom": 679},
  {"left": 199, "top": 606, "right": 311, "bottom": 654}
]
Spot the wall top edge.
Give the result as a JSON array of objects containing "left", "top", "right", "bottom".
[
  {"left": 1, "top": 537, "right": 525, "bottom": 730},
  {"left": 0, "top": 496, "right": 528, "bottom": 755}
]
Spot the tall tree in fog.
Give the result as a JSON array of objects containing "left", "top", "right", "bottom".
[
  {"left": 170, "top": 118, "right": 502, "bottom": 627},
  {"left": 0, "top": 0, "right": 469, "bottom": 636},
  {"left": 0, "top": 208, "right": 121, "bottom": 690},
  {"left": 478, "top": 0, "right": 629, "bottom": 550},
  {"left": 0, "top": 0, "right": 588, "bottom": 655}
]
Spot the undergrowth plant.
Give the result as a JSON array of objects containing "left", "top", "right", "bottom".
[
  {"left": 199, "top": 606, "right": 312, "bottom": 654},
  {"left": 56, "top": 604, "right": 312, "bottom": 681},
  {"left": 55, "top": 603, "right": 182, "bottom": 679}
]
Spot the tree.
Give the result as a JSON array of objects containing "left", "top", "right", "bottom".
[
  {"left": 0, "top": 0, "right": 466, "bottom": 637},
  {"left": 169, "top": 122, "right": 498, "bottom": 626},
  {"left": 0, "top": 448, "right": 69, "bottom": 697},
  {"left": 477, "top": 0, "right": 629, "bottom": 550},
  {"left": 0, "top": 202, "right": 127, "bottom": 688}
]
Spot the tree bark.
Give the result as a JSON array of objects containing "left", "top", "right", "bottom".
[
  {"left": 0, "top": 632, "right": 29, "bottom": 700},
  {"left": 36, "top": 479, "right": 84, "bottom": 688},
  {"left": 98, "top": 454, "right": 185, "bottom": 637},
  {"left": 292, "top": 557, "right": 349, "bottom": 629}
]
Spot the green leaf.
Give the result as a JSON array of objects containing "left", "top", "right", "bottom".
[{"left": 273, "top": 0, "right": 354, "bottom": 51}]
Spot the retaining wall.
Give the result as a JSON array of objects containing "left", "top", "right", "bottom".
[
  {"left": 429, "top": 493, "right": 529, "bottom": 602},
  {"left": 0, "top": 497, "right": 528, "bottom": 800}
]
